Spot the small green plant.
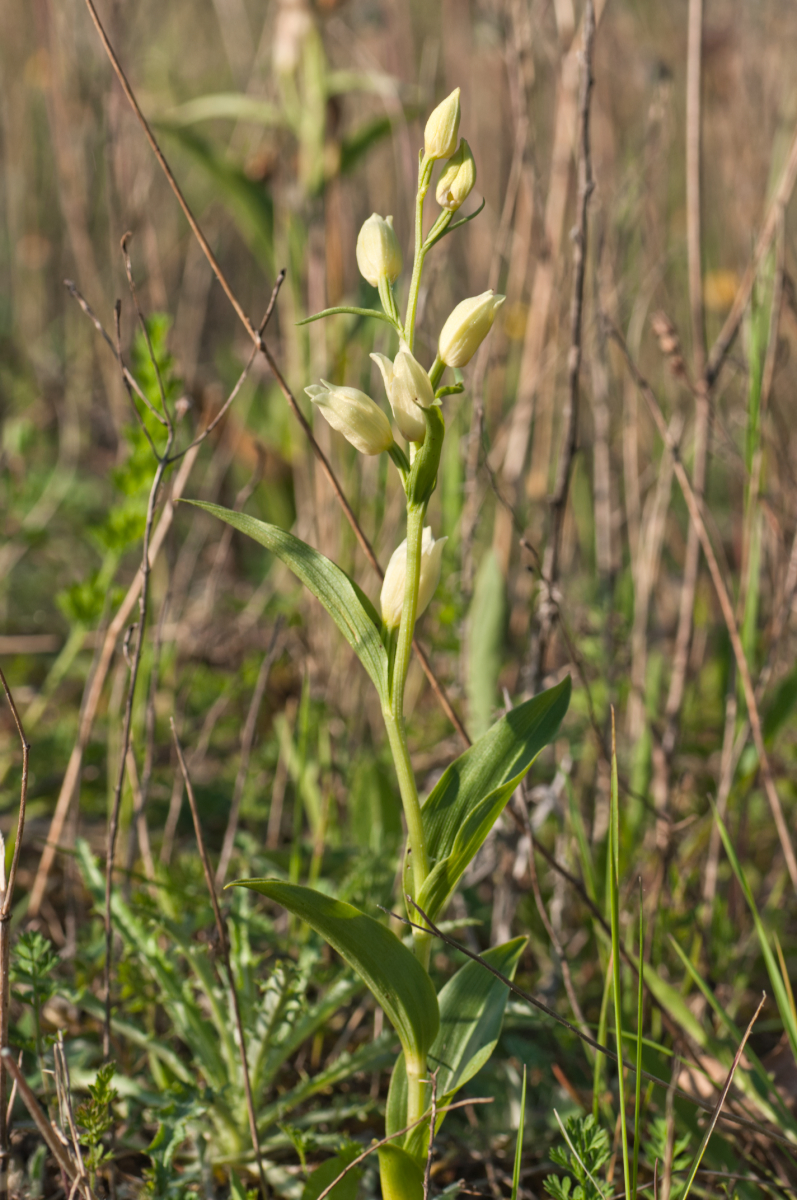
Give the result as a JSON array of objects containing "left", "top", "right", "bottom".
[
  {"left": 11, "top": 930, "right": 59, "bottom": 1077},
  {"left": 544, "top": 1114, "right": 610, "bottom": 1200},
  {"left": 197, "top": 86, "right": 571, "bottom": 1200},
  {"left": 75, "top": 1063, "right": 117, "bottom": 1189}
]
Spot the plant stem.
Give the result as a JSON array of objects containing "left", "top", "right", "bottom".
[
  {"left": 383, "top": 501, "right": 432, "bottom": 967},
  {"left": 404, "top": 157, "right": 435, "bottom": 349}
]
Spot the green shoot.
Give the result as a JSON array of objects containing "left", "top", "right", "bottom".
[
  {"left": 511, "top": 1065, "right": 527, "bottom": 1200},
  {"left": 609, "top": 711, "right": 631, "bottom": 1200}
]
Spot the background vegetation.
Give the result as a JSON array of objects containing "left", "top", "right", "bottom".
[{"left": 1, "top": 0, "right": 797, "bottom": 1196}]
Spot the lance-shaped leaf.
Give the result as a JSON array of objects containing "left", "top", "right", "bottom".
[
  {"left": 386, "top": 936, "right": 527, "bottom": 1159},
  {"left": 233, "top": 881, "right": 439, "bottom": 1068},
  {"left": 187, "top": 503, "right": 388, "bottom": 702},
  {"left": 416, "top": 677, "right": 571, "bottom": 921}
]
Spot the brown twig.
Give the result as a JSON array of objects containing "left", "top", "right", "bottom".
[
  {"left": 423, "top": 1069, "right": 439, "bottom": 1200},
  {"left": 530, "top": 0, "right": 595, "bottom": 688},
  {"left": 170, "top": 720, "right": 269, "bottom": 1200},
  {"left": 0, "top": 669, "right": 30, "bottom": 1198},
  {"left": 216, "top": 620, "right": 284, "bottom": 887},
  {"left": 79, "top": 0, "right": 468, "bottom": 748},
  {"left": 0, "top": 1051, "right": 94, "bottom": 1197},
  {"left": 103, "top": 263, "right": 176, "bottom": 1059},
  {"left": 608, "top": 322, "right": 797, "bottom": 890}
]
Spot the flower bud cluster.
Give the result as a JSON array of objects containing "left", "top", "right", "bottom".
[{"left": 381, "top": 526, "right": 447, "bottom": 630}]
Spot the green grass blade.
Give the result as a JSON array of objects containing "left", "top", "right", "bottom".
[
  {"left": 593, "top": 955, "right": 612, "bottom": 1120},
  {"left": 511, "top": 1065, "right": 527, "bottom": 1200},
  {"left": 712, "top": 801, "right": 797, "bottom": 1060},
  {"left": 609, "top": 712, "right": 631, "bottom": 1200},
  {"left": 631, "top": 882, "right": 644, "bottom": 1199}
]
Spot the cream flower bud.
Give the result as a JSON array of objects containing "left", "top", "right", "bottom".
[
  {"left": 424, "top": 88, "right": 461, "bottom": 161},
  {"left": 438, "top": 290, "right": 506, "bottom": 367},
  {"left": 380, "top": 527, "right": 448, "bottom": 630},
  {"left": 370, "top": 346, "right": 428, "bottom": 444},
  {"left": 356, "top": 213, "right": 402, "bottom": 288},
  {"left": 305, "top": 380, "right": 393, "bottom": 455},
  {"left": 435, "top": 138, "right": 476, "bottom": 212}
]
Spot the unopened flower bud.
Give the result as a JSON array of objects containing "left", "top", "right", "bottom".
[
  {"left": 380, "top": 527, "right": 448, "bottom": 630},
  {"left": 370, "top": 345, "right": 430, "bottom": 444},
  {"left": 436, "top": 139, "right": 476, "bottom": 212},
  {"left": 438, "top": 290, "right": 505, "bottom": 367},
  {"left": 424, "top": 88, "right": 461, "bottom": 161},
  {"left": 356, "top": 213, "right": 402, "bottom": 288},
  {"left": 305, "top": 380, "right": 393, "bottom": 455}
]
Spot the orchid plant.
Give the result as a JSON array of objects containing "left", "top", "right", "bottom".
[{"left": 193, "top": 88, "right": 571, "bottom": 1200}]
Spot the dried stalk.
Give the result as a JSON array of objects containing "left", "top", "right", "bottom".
[
  {"left": 0, "top": 1052, "right": 96, "bottom": 1199},
  {"left": 609, "top": 324, "right": 797, "bottom": 890},
  {"left": 171, "top": 721, "right": 268, "bottom": 1199},
  {"left": 0, "top": 670, "right": 29, "bottom": 1198},
  {"left": 529, "top": 0, "right": 595, "bottom": 689}
]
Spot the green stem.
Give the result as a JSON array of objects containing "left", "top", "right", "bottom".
[
  {"left": 391, "top": 503, "right": 424, "bottom": 721},
  {"left": 428, "top": 355, "right": 445, "bottom": 390},
  {"left": 404, "top": 156, "right": 435, "bottom": 350}
]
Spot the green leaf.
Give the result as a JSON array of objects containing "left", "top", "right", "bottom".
[
  {"left": 186, "top": 503, "right": 389, "bottom": 701},
  {"left": 377, "top": 1144, "right": 424, "bottom": 1200},
  {"left": 466, "top": 549, "right": 506, "bottom": 738},
  {"left": 387, "top": 937, "right": 527, "bottom": 1159},
  {"left": 417, "top": 678, "right": 571, "bottom": 921},
  {"left": 296, "top": 306, "right": 399, "bottom": 329},
  {"left": 232, "top": 881, "right": 439, "bottom": 1067}
]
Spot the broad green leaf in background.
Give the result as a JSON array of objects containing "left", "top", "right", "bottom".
[
  {"left": 233, "top": 881, "right": 439, "bottom": 1066},
  {"left": 417, "top": 677, "right": 571, "bottom": 921},
  {"left": 159, "top": 127, "right": 273, "bottom": 267},
  {"left": 188, "top": 503, "right": 389, "bottom": 701},
  {"left": 466, "top": 549, "right": 506, "bottom": 739},
  {"left": 162, "top": 93, "right": 287, "bottom": 129},
  {"left": 301, "top": 1144, "right": 362, "bottom": 1200},
  {"left": 386, "top": 937, "right": 527, "bottom": 1159}
]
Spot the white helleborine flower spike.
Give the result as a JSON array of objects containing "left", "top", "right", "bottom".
[
  {"left": 305, "top": 380, "right": 393, "bottom": 456},
  {"left": 370, "top": 343, "right": 433, "bottom": 444},
  {"left": 356, "top": 213, "right": 402, "bottom": 288},
  {"left": 438, "top": 290, "right": 506, "bottom": 368},
  {"left": 424, "top": 88, "right": 461, "bottom": 161},
  {"left": 436, "top": 139, "right": 476, "bottom": 212},
  {"left": 381, "top": 527, "right": 448, "bottom": 630}
]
